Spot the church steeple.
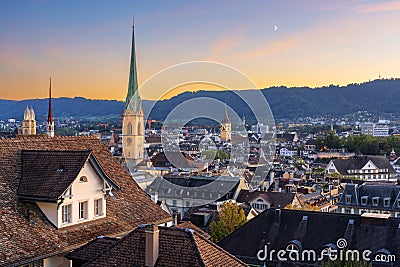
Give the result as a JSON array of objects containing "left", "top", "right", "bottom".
[
  {"left": 47, "top": 77, "right": 55, "bottom": 137},
  {"left": 125, "top": 18, "right": 141, "bottom": 113},
  {"left": 122, "top": 20, "right": 145, "bottom": 167}
]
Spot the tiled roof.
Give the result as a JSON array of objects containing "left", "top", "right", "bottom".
[
  {"left": 219, "top": 208, "right": 400, "bottom": 266},
  {"left": 66, "top": 236, "right": 119, "bottom": 262},
  {"left": 338, "top": 183, "right": 400, "bottom": 210},
  {"left": 18, "top": 150, "right": 93, "bottom": 201},
  {"left": 0, "top": 136, "right": 171, "bottom": 266},
  {"left": 332, "top": 155, "right": 396, "bottom": 175},
  {"left": 77, "top": 225, "right": 247, "bottom": 267},
  {"left": 236, "top": 190, "right": 296, "bottom": 208},
  {"left": 177, "top": 221, "right": 211, "bottom": 239}
]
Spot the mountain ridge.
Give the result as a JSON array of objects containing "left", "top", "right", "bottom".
[{"left": 1, "top": 79, "right": 399, "bottom": 121}]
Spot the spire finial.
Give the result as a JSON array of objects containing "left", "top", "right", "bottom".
[
  {"left": 132, "top": 17, "right": 134, "bottom": 29},
  {"left": 47, "top": 76, "right": 55, "bottom": 137}
]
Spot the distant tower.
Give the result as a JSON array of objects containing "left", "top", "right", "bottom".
[
  {"left": 220, "top": 103, "right": 231, "bottom": 141},
  {"left": 122, "top": 20, "right": 144, "bottom": 167},
  {"left": 47, "top": 77, "right": 55, "bottom": 137},
  {"left": 22, "top": 106, "right": 36, "bottom": 135}
]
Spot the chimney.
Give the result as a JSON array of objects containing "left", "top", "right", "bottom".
[
  {"left": 145, "top": 225, "right": 159, "bottom": 267},
  {"left": 172, "top": 212, "right": 178, "bottom": 226}
]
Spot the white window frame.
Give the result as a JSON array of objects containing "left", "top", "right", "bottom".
[
  {"left": 79, "top": 201, "right": 88, "bottom": 220},
  {"left": 62, "top": 204, "right": 72, "bottom": 224},
  {"left": 361, "top": 196, "right": 368, "bottom": 206},
  {"left": 94, "top": 198, "right": 103, "bottom": 217}
]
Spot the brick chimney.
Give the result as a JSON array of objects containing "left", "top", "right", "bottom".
[{"left": 145, "top": 225, "right": 159, "bottom": 267}]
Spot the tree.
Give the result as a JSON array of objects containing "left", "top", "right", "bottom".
[{"left": 210, "top": 201, "right": 246, "bottom": 242}]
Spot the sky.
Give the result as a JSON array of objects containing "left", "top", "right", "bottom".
[{"left": 1, "top": 0, "right": 400, "bottom": 101}]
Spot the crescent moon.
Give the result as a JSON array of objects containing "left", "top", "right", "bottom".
[{"left": 273, "top": 25, "right": 278, "bottom": 32}]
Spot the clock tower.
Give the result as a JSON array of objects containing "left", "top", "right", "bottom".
[
  {"left": 122, "top": 21, "right": 144, "bottom": 167},
  {"left": 220, "top": 103, "right": 231, "bottom": 142}
]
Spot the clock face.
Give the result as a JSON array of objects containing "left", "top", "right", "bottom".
[{"left": 126, "top": 138, "right": 132, "bottom": 145}]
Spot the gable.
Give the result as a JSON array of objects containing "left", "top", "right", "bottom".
[
  {"left": 361, "top": 160, "right": 378, "bottom": 170},
  {"left": 0, "top": 136, "right": 171, "bottom": 266},
  {"left": 17, "top": 150, "right": 119, "bottom": 202}
]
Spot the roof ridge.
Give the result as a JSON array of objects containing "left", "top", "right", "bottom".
[{"left": 192, "top": 231, "right": 247, "bottom": 266}]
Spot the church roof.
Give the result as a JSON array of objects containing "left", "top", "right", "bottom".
[
  {"left": 0, "top": 136, "right": 171, "bottom": 266},
  {"left": 125, "top": 22, "right": 142, "bottom": 114}
]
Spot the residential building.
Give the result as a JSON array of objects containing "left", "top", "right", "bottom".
[
  {"left": 146, "top": 174, "right": 248, "bottom": 217},
  {"left": 337, "top": 183, "right": 400, "bottom": 216},
  {"left": 219, "top": 208, "right": 400, "bottom": 266},
  {"left": 0, "top": 136, "right": 171, "bottom": 266},
  {"left": 361, "top": 121, "right": 389, "bottom": 137},
  {"left": 236, "top": 190, "right": 299, "bottom": 213},
  {"left": 325, "top": 155, "right": 397, "bottom": 182}
]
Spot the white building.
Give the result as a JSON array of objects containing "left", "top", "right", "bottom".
[{"left": 361, "top": 121, "right": 389, "bottom": 137}]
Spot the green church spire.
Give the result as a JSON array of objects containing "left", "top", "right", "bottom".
[{"left": 125, "top": 18, "right": 141, "bottom": 113}]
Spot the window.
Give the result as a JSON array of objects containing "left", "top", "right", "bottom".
[
  {"left": 94, "top": 198, "right": 103, "bottom": 216},
  {"left": 79, "top": 176, "right": 88, "bottom": 183},
  {"left": 361, "top": 196, "right": 368, "bottom": 205},
  {"left": 345, "top": 195, "right": 352, "bottom": 204},
  {"left": 79, "top": 201, "right": 88, "bottom": 220},
  {"left": 62, "top": 204, "right": 72, "bottom": 224},
  {"left": 372, "top": 197, "right": 380, "bottom": 206},
  {"left": 172, "top": 199, "right": 177, "bottom": 206},
  {"left": 397, "top": 199, "right": 400, "bottom": 207},
  {"left": 384, "top": 197, "right": 390, "bottom": 207}
]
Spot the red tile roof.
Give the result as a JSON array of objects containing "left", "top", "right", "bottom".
[
  {"left": 0, "top": 135, "right": 171, "bottom": 266},
  {"left": 71, "top": 225, "right": 247, "bottom": 267}
]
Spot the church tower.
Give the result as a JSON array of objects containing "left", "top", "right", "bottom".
[
  {"left": 220, "top": 103, "right": 231, "bottom": 141},
  {"left": 122, "top": 21, "right": 144, "bottom": 167},
  {"left": 47, "top": 77, "right": 55, "bottom": 137},
  {"left": 22, "top": 106, "right": 36, "bottom": 135}
]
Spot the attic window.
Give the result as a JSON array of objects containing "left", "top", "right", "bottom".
[
  {"left": 361, "top": 196, "right": 368, "bottom": 205},
  {"left": 345, "top": 195, "right": 352, "bottom": 205},
  {"left": 79, "top": 176, "right": 88, "bottom": 183},
  {"left": 372, "top": 197, "right": 380, "bottom": 206},
  {"left": 384, "top": 197, "right": 390, "bottom": 207}
]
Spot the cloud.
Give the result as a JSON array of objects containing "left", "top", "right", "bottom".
[
  {"left": 354, "top": 1, "right": 400, "bottom": 13},
  {"left": 209, "top": 30, "right": 244, "bottom": 57}
]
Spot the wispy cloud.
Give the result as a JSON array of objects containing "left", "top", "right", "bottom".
[
  {"left": 208, "top": 29, "right": 244, "bottom": 58},
  {"left": 354, "top": 1, "right": 400, "bottom": 13}
]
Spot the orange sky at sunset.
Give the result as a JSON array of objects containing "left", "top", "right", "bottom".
[{"left": 1, "top": 1, "right": 400, "bottom": 101}]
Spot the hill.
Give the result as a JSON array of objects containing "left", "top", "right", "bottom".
[{"left": 1, "top": 79, "right": 399, "bottom": 121}]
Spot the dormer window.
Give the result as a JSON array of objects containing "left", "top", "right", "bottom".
[
  {"left": 79, "top": 176, "right": 88, "bottom": 183},
  {"left": 373, "top": 197, "right": 380, "bottom": 206},
  {"left": 397, "top": 199, "right": 400, "bottom": 207},
  {"left": 384, "top": 197, "right": 390, "bottom": 207},
  {"left": 361, "top": 196, "right": 368, "bottom": 205},
  {"left": 345, "top": 195, "right": 352, "bottom": 205}
]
